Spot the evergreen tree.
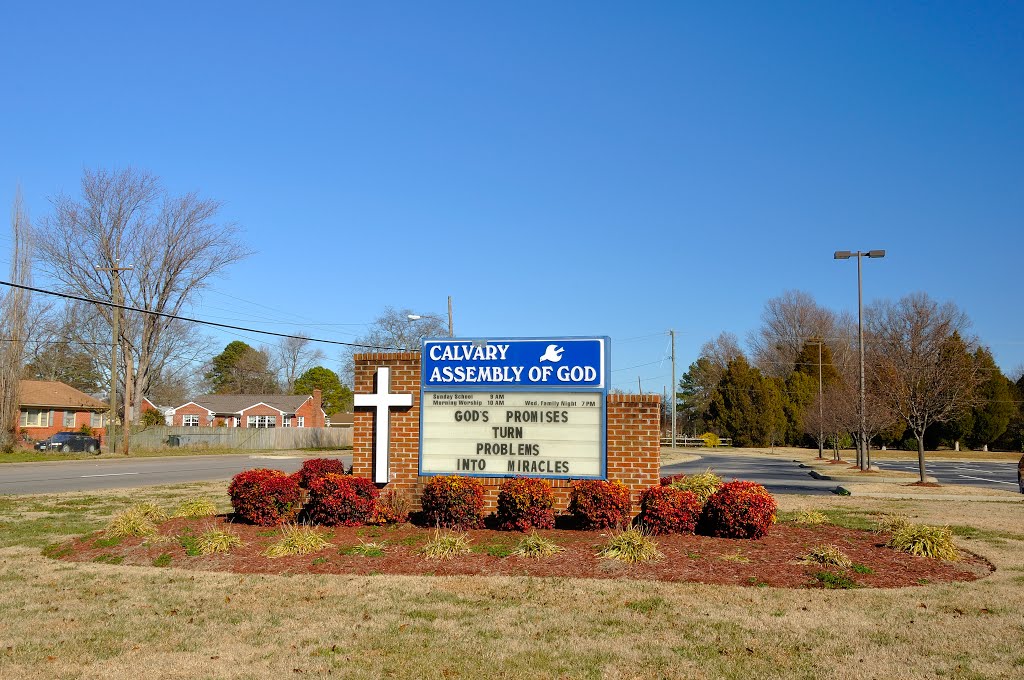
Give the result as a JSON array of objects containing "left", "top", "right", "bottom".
[
  {"left": 783, "top": 370, "right": 817, "bottom": 445},
  {"left": 707, "top": 356, "right": 786, "bottom": 447},
  {"left": 293, "top": 366, "right": 353, "bottom": 415},
  {"left": 204, "top": 341, "right": 278, "bottom": 394},
  {"left": 966, "top": 348, "right": 1014, "bottom": 448}
]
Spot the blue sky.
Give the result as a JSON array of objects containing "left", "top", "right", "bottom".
[{"left": 2, "top": 2, "right": 1022, "bottom": 391}]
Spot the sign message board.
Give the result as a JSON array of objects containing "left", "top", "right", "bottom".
[{"left": 420, "top": 337, "right": 609, "bottom": 480}]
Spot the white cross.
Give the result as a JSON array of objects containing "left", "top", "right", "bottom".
[{"left": 354, "top": 366, "right": 413, "bottom": 483}]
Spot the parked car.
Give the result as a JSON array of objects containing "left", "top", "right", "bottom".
[{"left": 34, "top": 431, "right": 101, "bottom": 454}]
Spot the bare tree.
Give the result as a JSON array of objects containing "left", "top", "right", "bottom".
[
  {"left": 749, "top": 290, "right": 840, "bottom": 377},
  {"left": 0, "top": 187, "right": 33, "bottom": 451},
  {"left": 34, "top": 168, "right": 251, "bottom": 426},
  {"left": 277, "top": 334, "right": 325, "bottom": 392},
  {"left": 21, "top": 304, "right": 103, "bottom": 392},
  {"left": 867, "top": 293, "right": 981, "bottom": 482},
  {"left": 341, "top": 307, "right": 447, "bottom": 384}
]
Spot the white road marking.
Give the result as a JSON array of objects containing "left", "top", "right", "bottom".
[
  {"left": 957, "top": 474, "right": 1015, "bottom": 485},
  {"left": 80, "top": 472, "right": 141, "bottom": 478}
]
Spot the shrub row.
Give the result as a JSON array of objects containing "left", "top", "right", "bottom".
[{"left": 228, "top": 461, "right": 777, "bottom": 539}]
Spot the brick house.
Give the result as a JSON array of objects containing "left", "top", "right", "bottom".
[
  {"left": 170, "top": 390, "right": 325, "bottom": 428},
  {"left": 18, "top": 380, "right": 109, "bottom": 442},
  {"left": 140, "top": 397, "right": 174, "bottom": 425}
]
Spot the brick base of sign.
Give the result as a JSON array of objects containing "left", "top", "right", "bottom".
[{"left": 352, "top": 352, "right": 661, "bottom": 514}]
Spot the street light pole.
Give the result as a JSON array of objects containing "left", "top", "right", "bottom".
[{"left": 834, "top": 249, "right": 885, "bottom": 471}]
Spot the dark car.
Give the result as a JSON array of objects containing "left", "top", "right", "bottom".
[{"left": 34, "top": 431, "right": 101, "bottom": 454}]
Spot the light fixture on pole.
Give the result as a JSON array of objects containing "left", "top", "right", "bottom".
[
  {"left": 407, "top": 296, "right": 454, "bottom": 338},
  {"left": 834, "top": 249, "right": 885, "bottom": 471}
]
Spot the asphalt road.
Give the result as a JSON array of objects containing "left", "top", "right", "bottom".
[
  {"left": 660, "top": 453, "right": 840, "bottom": 495},
  {"left": 0, "top": 453, "right": 352, "bottom": 495},
  {"left": 874, "top": 459, "right": 1021, "bottom": 493},
  {"left": 5, "top": 451, "right": 1016, "bottom": 497}
]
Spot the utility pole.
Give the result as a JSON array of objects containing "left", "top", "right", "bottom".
[
  {"left": 95, "top": 261, "right": 133, "bottom": 454},
  {"left": 670, "top": 329, "right": 677, "bottom": 450},
  {"left": 447, "top": 296, "right": 454, "bottom": 337},
  {"left": 808, "top": 340, "right": 824, "bottom": 459}
]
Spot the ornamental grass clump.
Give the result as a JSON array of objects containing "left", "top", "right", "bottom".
[
  {"left": 511, "top": 531, "right": 564, "bottom": 559},
  {"left": 597, "top": 527, "right": 663, "bottom": 564},
  {"left": 341, "top": 541, "right": 386, "bottom": 557},
  {"left": 794, "top": 510, "right": 829, "bottom": 526},
  {"left": 173, "top": 497, "right": 218, "bottom": 519},
  {"left": 105, "top": 507, "right": 158, "bottom": 539},
  {"left": 421, "top": 476, "right": 485, "bottom": 530},
  {"left": 801, "top": 544, "right": 852, "bottom": 569},
  {"left": 887, "top": 524, "right": 959, "bottom": 560},
  {"left": 420, "top": 529, "right": 472, "bottom": 560},
  {"left": 306, "top": 473, "right": 379, "bottom": 526},
  {"left": 496, "top": 477, "right": 556, "bottom": 531},
  {"left": 568, "top": 479, "right": 632, "bottom": 530},
  {"left": 195, "top": 528, "right": 243, "bottom": 555},
  {"left": 123, "top": 502, "right": 168, "bottom": 523},
  {"left": 294, "top": 458, "right": 349, "bottom": 488},
  {"left": 697, "top": 480, "right": 777, "bottom": 539},
  {"left": 263, "top": 524, "right": 333, "bottom": 558},
  {"left": 874, "top": 513, "right": 912, "bottom": 535},
  {"left": 669, "top": 469, "right": 722, "bottom": 505},
  {"left": 635, "top": 485, "right": 702, "bottom": 535},
  {"left": 228, "top": 468, "right": 302, "bottom": 526}
]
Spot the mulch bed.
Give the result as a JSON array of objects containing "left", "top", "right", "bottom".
[{"left": 59, "top": 517, "right": 993, "bottom": 589}]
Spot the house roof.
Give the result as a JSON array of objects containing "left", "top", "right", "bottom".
[
  {"left": 180, "top": 394, "right": 312, "bottom": 415},
  {"left": 19, "top": 380, "right": 108, "bottom": 411},
  {"left": 328, "top": 412, "right": 354, "bottom": 425}
]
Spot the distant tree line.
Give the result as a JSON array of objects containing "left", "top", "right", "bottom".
[{"left": 678, "top": 290, "right": 1023, "bottom": 480}]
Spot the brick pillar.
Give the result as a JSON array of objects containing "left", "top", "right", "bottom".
[
  {"left": 606, "top": 393, "right": 662, "bottom": 508},
  {"left": 352, "top": 353, "right": 421, "bottom": 497}
]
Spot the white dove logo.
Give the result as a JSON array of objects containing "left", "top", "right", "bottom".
[{"left": 539, "top": 344, "right": 565, "bottom": 363}]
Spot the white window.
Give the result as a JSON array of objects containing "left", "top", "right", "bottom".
[
  {"left": 90, "top": 412, "right": 105, "bottom": 428},
  {"left": 283, "top": 416, "right": 292, "bottom": 428},
  {"left": 63, "top": 411, "right": 76, "bottom": 428},
  {"left": 20, "top": 409, "right": 52, "bottom": 427},
  {"left": 297, "top": 416, "right": 305, "bottom": 428},
  {"left": 247, "top": 415, "right": 276, "bottom": 428},
  {"left": 182, "top": 415, "right": 200, "bottom": 427}
]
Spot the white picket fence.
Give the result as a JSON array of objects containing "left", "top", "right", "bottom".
[{"left": 129, "top": 426, "right": 351, "bottom": 450}]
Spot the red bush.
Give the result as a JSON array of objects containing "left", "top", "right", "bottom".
[
  {"left": 420, "top": 476, "right": 485, "bottom": 529},
  {"left": 306, "top": 473, "right": 380, "bottom": 526},
  {"left": 370, "top": 488, "right": 410, "bottom": 525},
  {"left": 636, "top": 485, "right": 702, "bottom": 535},
  {"left": 697, "top": 480, "right": 777, "bottom": 539},
  {"left": 568, "top": 480, "right": 632, "bottom": 530},
  {"left": 294, "top": 458, "right": 348, "bottom": 488},
  {"left": 495, "top": 477, "right": 555, "bottom": 531},
  {"left": 228, "top": 468, "right": 302, "bottom": 526},
  {"left": 659, "top": 473, "right": 687, "bottom": 486}
]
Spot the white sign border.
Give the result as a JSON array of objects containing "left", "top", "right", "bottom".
[{"left": 418, "top": 336, "right": 609, "bottom": 481}]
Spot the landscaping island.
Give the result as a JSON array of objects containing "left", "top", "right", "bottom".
[{"left": 48, "top": 459, "right": 992, "bottom": 589}]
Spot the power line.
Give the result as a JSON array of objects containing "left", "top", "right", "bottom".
[{"left": 0, "top": 280, "right": 404, "bottom": 351}]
